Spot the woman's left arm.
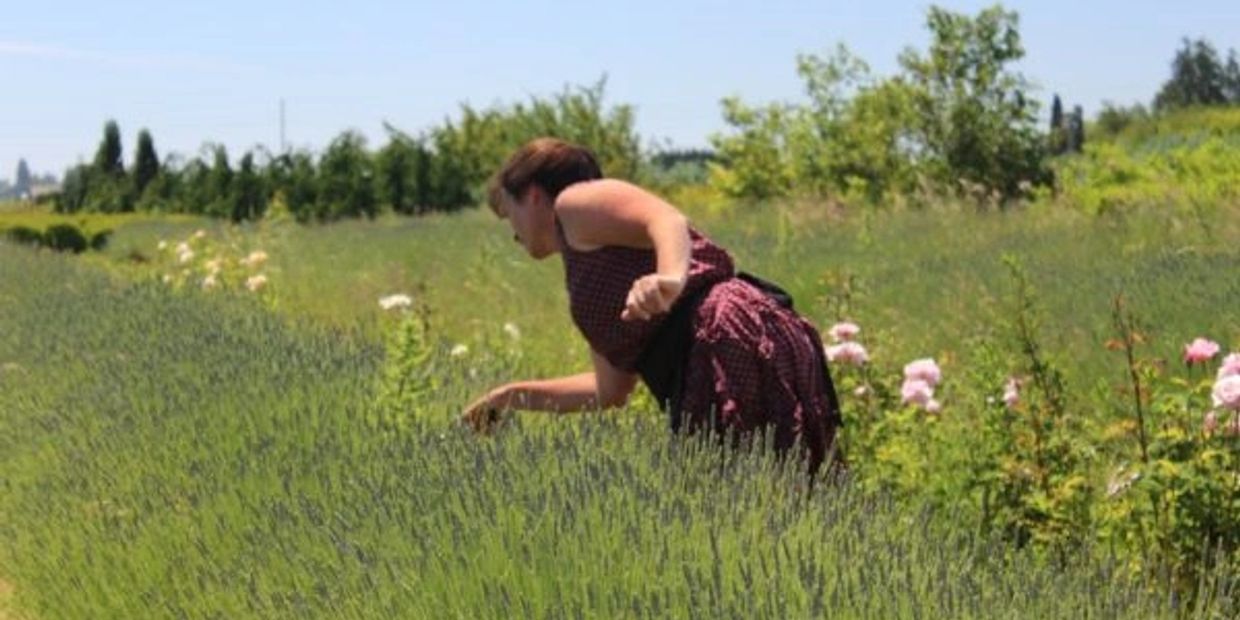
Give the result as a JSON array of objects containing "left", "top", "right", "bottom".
[{"left": 555, "top": 180, "right": 691, "bottom": 320}]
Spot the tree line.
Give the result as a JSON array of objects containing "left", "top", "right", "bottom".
[
  {"left": 55, "top": 79, "right": 642, "bottom": 222},
  {"left": 50, "top": 4, "right": 1240, "bottom": 218}
]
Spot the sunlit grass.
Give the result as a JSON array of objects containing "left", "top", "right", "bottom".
[
  {"left": 1, "top": 244, "right": 1234, "bottom": 617},
  {"left": 2, "top": 199, "right": 1239, "bottom": 617}
]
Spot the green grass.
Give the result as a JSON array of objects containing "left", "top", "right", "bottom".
[
  {"left": 1, "top": 243, "right": 1235, "bottom": 618},
  {"left": 71, "top": 201, "right": 1240, "bottom": 389}
]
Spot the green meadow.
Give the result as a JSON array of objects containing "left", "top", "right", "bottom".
[{"left": 1, "top": 197, "right": 1237, "bottom": 618}]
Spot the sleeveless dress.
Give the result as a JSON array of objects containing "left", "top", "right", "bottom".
[{"left": 556, "top": 218, "right": 843, "bottom": 475}]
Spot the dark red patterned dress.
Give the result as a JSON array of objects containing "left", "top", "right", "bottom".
[{"left": 556, "top": 217, "right": 843, "bottom": 474}]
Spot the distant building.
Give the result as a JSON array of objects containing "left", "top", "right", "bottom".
[{"left": 27, "top": 183, "right": 61, "bottom": 202}]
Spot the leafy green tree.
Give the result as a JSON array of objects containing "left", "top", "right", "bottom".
[
  {"left": 1225, "top": 50, "right": 1240, "bottom": 103},
  {"left": 376, "top": 125, "right": 429, "bottom": 215},
  {"left": 231, "top": 152, "right": 266, "bottom": 221},
  {"left": 1066, "top": 105, "right": 1085, "bottom": 154},
  {"left": 55, "top": 165, "right": 89, "bottom": 213},
  {"left": 132, "top": 129, "right": 160, "bottom": 195},
  {"left": 205, "top": 145, "right": 234, "bottom": 218},
  {"left": 708, "top": 98, "right": 797, "bottom": 200},
  {"left": 318, "top": 131, "right": 376, "bottom": 220},
  {"left": 177, "top": 157, "right": 212, "bottom": 215},
  {"left": 1094, "top": 102, "right": 1149, "bottom": 137},
  {"left": 710, "top": 4, "right": 1048, "bottom": 203},
  {"left": 265, "top": 151, "right": 320, "bottom": 222},
  {"left": 1154, "top": 38, "right": 1232, "bottom": 111},
  {"left": 898, "top": 4, "right": 1048, "bottom": 197}
]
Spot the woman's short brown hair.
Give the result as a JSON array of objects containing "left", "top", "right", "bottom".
[{"left": 487, "top": 138, "right": 603, "bottom": 216}]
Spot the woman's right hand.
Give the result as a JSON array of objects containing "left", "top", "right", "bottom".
[{"left": 460, "top": 385, "right": 511, "bottom": 434}]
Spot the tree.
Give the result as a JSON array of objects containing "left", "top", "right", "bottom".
[
  {"left": 318, "top": 131, "right": 377, "bottom": 220},
  {"left": 133, "top": 129, "right": 160, "bottom": 195},
  {"left": 56, "top": 165, "right": 89, "bottom": 213},
  {"left": 376, "top": 126, "right": 422, "bottom": 215},
  {"left": 1154, "top": 38, "right": 1232, "bottom": 111},
  {"left": 205, "top": 145, "right": 234, "bottom": 218},
  {"left": 1066, "top": 105, "right": 1085, "bottom": 153},
  {"left": 1049, "top": 94, "right": 1067, "bottom": 155},
  {"left": 231, "top": 152, "right": 266, "bottom": 222},
  {"left": 15, "top": 159, "right": 31, "bottom": 198},
  {"left": 1050, "top": 95, "right": 1064, "bottom": 134},
  {"left": 1225, "top": 50, "right": 1240, "bottom": 104},
  {"left": 93, "top": 120, "right": 124, "bottom": 177},
  {"left": 897, "top": 4, "right": 1048, "bottom": 197},
  {"left": 1095, "top": 102, "right": 1148, "bottom": 137}
]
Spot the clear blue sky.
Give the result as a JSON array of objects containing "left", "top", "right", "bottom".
[{"left": 2, "top": 1, "right": 1237, "bottom": 181}]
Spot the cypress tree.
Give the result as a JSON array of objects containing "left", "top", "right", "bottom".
[
  {"left": 15, "top": 159, "right": 31, "bottom": 198},
  {"left": 133, "top": 129, "right": 160, "bottom": 195},
  {"left": 93, "top": 120, "right": 124, "bottom": 176},
  {"left": 1069, "top": 106, "right": 1085, "bottom": 153},
  {"left": 1049, "top": 94, "right": 1065, "bottom": 155}
]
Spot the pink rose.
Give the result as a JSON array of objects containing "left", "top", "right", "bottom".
[
  {"left": 901, "top": 379, "right": 934, "bottom": 407},
  {"left": 1184, "top": 338, "right": 1220, "bottom": 365},
  {"left": 1212, "top": 375, "right": 1240, "bottom": 412},
  {"left": 1218, "top": 353, "right": 1240, "bottom": 379},
  {"left": 903, "top": 358, "right": 942, "bottom": 387},
  {"left": 826, "top": 342, "right": 869, "bottom": 366},
  {"left": 828, "top": 322, "right": 861, "bottom": 343}
]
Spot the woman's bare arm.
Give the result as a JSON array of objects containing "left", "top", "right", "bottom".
[
  {"left": 555, "top": 179, "right": 692, "bottom": 320},
  {"left": 461, "top": 350, "right": 639, "bottom": 423}
]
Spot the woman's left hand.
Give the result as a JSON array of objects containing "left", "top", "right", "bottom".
[{"left": 621, "top": 273, "right": 686, "bottom": 321}]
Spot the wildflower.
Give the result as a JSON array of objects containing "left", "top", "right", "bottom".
[
  {"left": 245, "top": 274, "right": 268, "bottom": 292},
  {"left": 161, "top": 274, "right": 172, "bottom": 284},
  {"left": 826, "top": 342, "right": 869, "bottom": 366},
  {"left": 192, "top": 229, "right": 207, "bottom": 240},
  {"left": 827, "top": 321, "right": 861, "bottom": 343},
  {"left": 925, "top": 399, "right": 942, "bottom": 414},
  {"left": 903, "top": 358, "right": 942, "bottom": 387},
  {"left": 901, "top": 379, "right": 934, "bottom": 407},
  {"left": 1218, "top": 353, "right": 1240, "bottom": 379},
  {"left": 503, "top": 322, "right": 521, "bottom": 340},
  {"left": 853, "top": 385, "right": 870, "bottom": 398},
  {"left": 175, "top": 241, "right": 191, "bottom": 255},
  {"left": 201, "top": 274, "right": 218, "bottom": 290},
  {"left": 378, "top": 294, "right": 413, "bottom": 311},
  {"left": 1204, "top": 410, "right": 1219, "bottom": 434},
  {"left": 177, "top": 249, "right": 195, "bottom": 264},
  {"left": 1212, "top": 375, "right": 1240, "bottom": 412},
  {"left": 1184, "top": 338, "right": 1221, "bottom": 365},
  {"left": 240, "top": 250, "right": 268, "bottom": 268},
  {"left": 157, "top": 240, "right": 168, "bottom": 251},
  {"left": 1002, "top": 377, "right": 1020, "bottom": 409},
  {"left": 204, "top": 257, "right": 224, "bottom": 275},
  {"left": 450, "top": 344, "right": 469, "bottom": 358}
]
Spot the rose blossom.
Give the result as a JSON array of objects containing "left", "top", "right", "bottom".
[
  {"left": 1184, "top": 337, "right": 1220, "bottom": 364},
  {"left": 827, "top": 322, "right": 861, "bottom": 343},
  {"left": 903, "top": 358, "right": 942, "bottom": 387}
]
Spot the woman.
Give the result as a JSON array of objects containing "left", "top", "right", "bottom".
[{"left": 462, "top": 138, "right": 843, "bottom": 476}]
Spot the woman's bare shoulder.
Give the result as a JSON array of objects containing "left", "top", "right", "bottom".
[{"left": 555, "top": 178, "right": 641, "bottom": 209}]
